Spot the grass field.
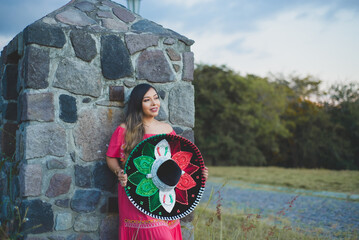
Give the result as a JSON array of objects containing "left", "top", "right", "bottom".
[
  {"left": 208, "top": 166, "right": 359, "bottom": 194},
  {"left": 191, "top": 206, "right": 357, "bottom": 240},
  {"left": 192, "top": 167, "right": 359, "bottom": 239}
]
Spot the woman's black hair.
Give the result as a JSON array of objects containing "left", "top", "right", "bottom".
[{"left": 125, "top": 83, "right": 157, "bottom": 119}]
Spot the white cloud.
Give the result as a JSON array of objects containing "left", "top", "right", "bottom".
[
  {"left": 158, "top": 0, "right": 215, "bottom": 8},
  {"left": 184, "top": 5, "right": 359, "bottom": 87}
]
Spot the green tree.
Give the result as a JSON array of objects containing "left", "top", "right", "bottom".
[
  {"left": 272, "top": 77, "right": 356, "bottom": 169},
  {"left": 327, "top": 83, "right": 359, "bottom": 169},
  {"left": 194, "top": 65, "right": 288, "bottom": 166}
]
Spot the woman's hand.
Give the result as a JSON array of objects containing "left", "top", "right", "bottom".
[
  {"left": 116, "top": 169, "right": 128, "bottom": 187},
  {"left": 203, "top": 166, "right": 209, "bottom": 181}
]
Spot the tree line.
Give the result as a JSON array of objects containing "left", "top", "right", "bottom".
[{"left": 193, "top": 64, "right": 359, "bottom": 170}]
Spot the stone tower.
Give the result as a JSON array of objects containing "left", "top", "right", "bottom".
[{"left": 0, "top": 0, "right": 195, "bottom": 239}]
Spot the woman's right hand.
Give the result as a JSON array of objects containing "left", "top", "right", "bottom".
[{"left": 116, "top": 169, "right": 128, "bottom": 187}]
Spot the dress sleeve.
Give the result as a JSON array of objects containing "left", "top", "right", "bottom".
[{"left": 106, "top": 126, "right": 126, "bottom": 162}]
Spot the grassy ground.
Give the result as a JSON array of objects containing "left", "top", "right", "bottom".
[
  {"left": 191, "top": 206, "right": 358, "bottom": 240},
  {"left": 208, "top": 166, "right": 359, "bottom": 194}
]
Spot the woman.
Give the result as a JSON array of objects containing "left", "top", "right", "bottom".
[{"left": 106, "top": 83, "right": 208, "bottom": 239}]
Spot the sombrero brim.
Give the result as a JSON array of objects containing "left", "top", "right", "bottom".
[{"left": 124, "top": 134, "right": 206, "bottom": 220}]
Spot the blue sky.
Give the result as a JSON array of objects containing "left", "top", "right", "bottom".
[{"left": 1, "top": 0, "right": 358, "bottom": 88}]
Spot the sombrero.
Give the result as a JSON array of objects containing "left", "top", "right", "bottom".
[{"left": 124, "top": 134, "right": 206, "bottom": 220}]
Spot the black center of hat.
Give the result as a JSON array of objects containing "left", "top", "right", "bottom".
[{"left": 157, "top": 159, "right": 182, "bottom": 187}]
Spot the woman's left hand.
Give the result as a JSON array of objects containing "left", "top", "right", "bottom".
[
  {"left": 117, "top": 169, "right": 128, "bottom": 187},
  {"left": 203, "top": 166, "right": 209, "bottom": 181}
]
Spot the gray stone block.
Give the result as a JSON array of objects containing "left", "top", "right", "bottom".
[
  {"left": 136, "top": 50, "right": 175, "bottom": 83},
  {"left": 173, "top": 126, "right": 184, "bottom": 134},
  {"left": 131, "top": 19, "right": 194, "bottom": 46},
  {"left": 155, "top": 105, "right": 168, "bottom": 121},
  {"left": 74, "top": 214, "right": 100, "bottom": 232},
  {"left": 125, "top": 34, "right": 159, "bottom": 55},
  {"left": 71, "top": 189, "right": 101, "bottom": 213},
  {"left": 42, "top": 17, "right": 57, "bottom": 25},
  {"left": 47, "top": 159, "right": 67, "bottom": 170},
  {"left": 55, "top": 212, "right": 73, "bottom": 231},
  {"left": 173, "top": 64, "right": 180, "bottom": 72},
  {"left": 21, "top": 199, "right": 54, "bottom": 234},
  {"left": 25, "top": 123, "right": 67, "bottom": 159},
  {"left": 75, "top": 165, "right": 92, "bottom": 188},
  {"left": 54, "top": 58, "right": 102, "bottom": 97},
  {"left": 1, "top": 123, "right": 18, "bottom": 157},
  {"left": 73, "top": 108, "right": 123, "bottom": 162},
  {"left": 70, "top": 30, "right": 97, "bottom": 62},
  {"left": 3, "top": 102, "right": 17, "bottom": 121},
  {"left": 55, "top": 198, "right": 70, "bottom": 208},
  {"left": 102, "top": 18, "right": 128, "bottom": 31},
  {"left": 97, "top": 11, "right": 113, "bottom": 18},
  {"left": 112, "top": 6, "right": 135, "bottom": 23},
  {"left": 93, "top": 162, "right": 117, "bottom": 192},
  {"left": 55, "top": 8, "right": 97, "bottom": 26},
  {"left": 182, "top": 52, "right": 194, "bottom": 81},
  {"left": 21, "top": 92, "right": 54, "bottom": 122},
  {"left": 82, "top": 98, "right": 92, "bottom": 103},
  {"left": 166, "top": 48, "right": 181, "bottom": 61},
  {"left": 75, "top": 1, "right": 96, "bottom": 12},
  {"left": 98, "top": 4, "right": 112, "bottom": 11},
  {"left": 100, "top": 215, "right": 119, "bottom": 239},
  {"left": 24, "top": 46, "right": 50, "bottom": 89},
  {"left": 180, "top": 129, "right": 195, "bottom": 143},
  {"left": 164, "top": 38, "right": 176, "bottom": 45},
  {"left": 158, "top": 90, "right": 166, "bottom": 100},
  {"left": 5, "top": 34, "right": 19, "bottom": 59},
  {"left": 124, "top": 80, "right": 136, "bottom": 88},
  {"left": 59, "top": 94, "right": 77, "bottom": 123},
  {"left": 20, "top": 164, "right": 42, "bottom": 197},
  {"left": 46, "top": 173, "right": 72, "bottom": 198},
  {"left": 2, "top": 64, "right": 18, "bottom": 100},
  {"left": 23, "top": 21, "right": 66, "bottom": 48},
  {"left": 101, "top": 35, "right": 133, "bottom": 80},
  {"left": 169, "top": 85, "right": 195, "bottom": 127}
]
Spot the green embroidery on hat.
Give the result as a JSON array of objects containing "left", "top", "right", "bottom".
[
  {"left": 128, "top": 171, "right": 145, "bottom": 186},
  {"left": 142, "top": 142, "right": 155, "bottom": 159},
  {"left": 164, "top": 146, "right": 168, "bottom": 156},
  {"left": 133, "top": 156, "right": 155, "bottom": 174},
  {"left": 136, "top": 178, "right": 158, "bottom": 197},
  {"left": 149, "top": 191, "right": 161, "bottom": 212}
]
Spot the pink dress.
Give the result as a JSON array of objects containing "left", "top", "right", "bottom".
[{"left": 106, "top": 126, "right": 183, "bottom": 240}]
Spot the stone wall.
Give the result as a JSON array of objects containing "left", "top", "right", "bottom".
[{"left": 0, "top": 0, "right": 195, "bottom": 239}]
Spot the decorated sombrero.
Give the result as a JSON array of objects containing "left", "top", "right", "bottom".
[{"left": 124, "top": 134, "right": 206, "bottom": 220}]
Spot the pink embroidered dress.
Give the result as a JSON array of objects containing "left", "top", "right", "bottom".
[{"left": 106, "top": 126, "right": 183, "bottom": 240}]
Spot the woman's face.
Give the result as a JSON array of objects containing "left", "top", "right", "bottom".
[{"left": 142, "top": 88, "right": 160, "bottom": 118}]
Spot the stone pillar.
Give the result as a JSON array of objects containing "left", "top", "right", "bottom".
[{"left": 0, "top": 1, "right": 195, "bottom": 239}]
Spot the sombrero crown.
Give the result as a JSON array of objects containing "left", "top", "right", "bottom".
[{"left": 124, "top": 134, "right": 206, "bottom": 220}]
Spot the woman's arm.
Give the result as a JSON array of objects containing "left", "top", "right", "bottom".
[{"left": 106, "top": 156, "right": 127, "bottom": 186}]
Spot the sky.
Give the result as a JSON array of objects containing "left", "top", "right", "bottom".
[{"left": 0, "top": 0, "right": 358, "bottom": 89}]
